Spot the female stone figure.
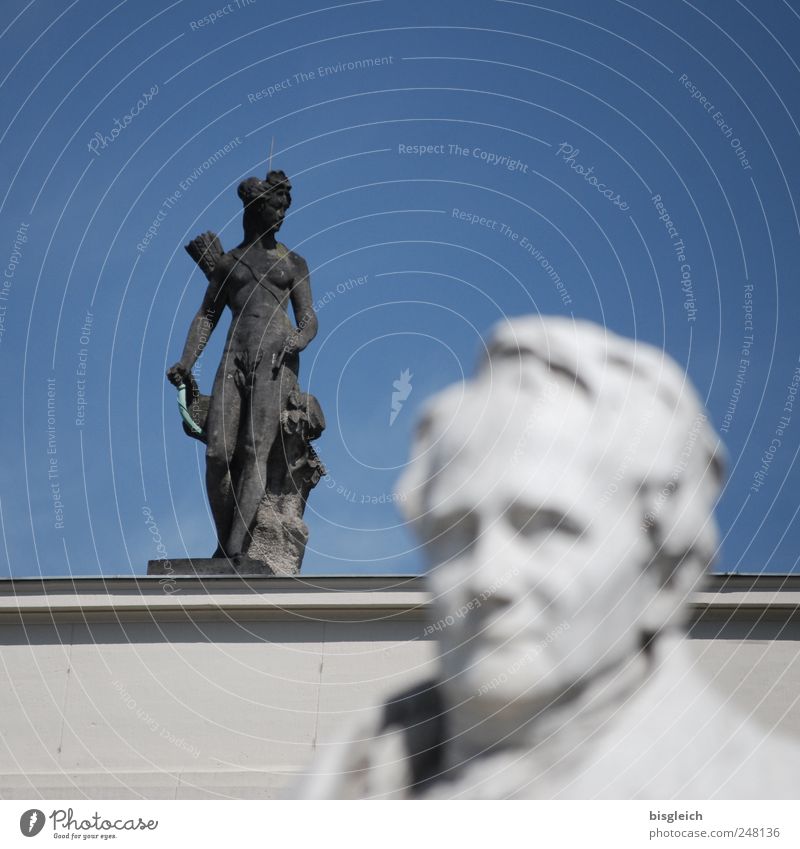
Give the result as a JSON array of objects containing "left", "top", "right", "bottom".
[{"left": 167, "top": 170, "right": 324, "bottom": 573}]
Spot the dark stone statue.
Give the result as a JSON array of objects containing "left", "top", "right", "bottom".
[{"left": 157, "top": 170, "right": 324, "bottom": 576}]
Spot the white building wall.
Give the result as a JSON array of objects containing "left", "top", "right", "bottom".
[{"left": 0, "top": 575, "right": 797, "bottom": 799}]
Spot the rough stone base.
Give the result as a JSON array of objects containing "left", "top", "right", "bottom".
[
  {"left": 147, "top": 557, "right": 275, "bottom": 576},
  {"left": 247, "top": 492, "right": 308, "bottom": 576}
]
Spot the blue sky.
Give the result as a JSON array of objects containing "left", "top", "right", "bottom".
[{"left": 1, "top": 0, "right": 799, "bottom": 576}]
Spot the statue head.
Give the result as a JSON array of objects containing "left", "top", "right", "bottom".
[
  {"left": 238, "top": 169, "right": 292, "bottom": 242},
  {"left": 396, "top": 316, "right": 724, "bottom": 708}
]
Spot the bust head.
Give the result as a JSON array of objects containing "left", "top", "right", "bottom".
[
  {"left": 397, "top": 317, "right": 724, "bottom": 709},
  {"left": 238, "top": 169, "right": 292, "bottom": 242}
]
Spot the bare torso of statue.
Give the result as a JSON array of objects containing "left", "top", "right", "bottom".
[{"left": 166, "top": 171, "right": 325, "bottom": 574}]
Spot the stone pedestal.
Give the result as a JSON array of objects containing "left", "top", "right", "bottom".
[{"left": 147, "top": 557, "right": 275, "bottom": 576}]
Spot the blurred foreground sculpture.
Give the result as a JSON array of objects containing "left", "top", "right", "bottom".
[
  {"left": 158, "top": 170, "right": 324, "bottom": 576},
  {"left": 300, "top": 316, "right": 798, "bottom": 798}
]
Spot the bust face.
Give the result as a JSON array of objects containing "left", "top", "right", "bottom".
[{"left": 413, "top": 378, "right": 657, "bottom": 708}]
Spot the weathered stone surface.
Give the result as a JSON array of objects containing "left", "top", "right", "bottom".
[
  {"left": 147, "top": 557, "right": 274, "bottom": 576},
  {"left": 165, "top": 170, "right": 324, "bottom": 575}
]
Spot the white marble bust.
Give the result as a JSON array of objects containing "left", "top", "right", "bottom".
[{"left": 299, "top": 316, "right": 799, "bottom": 799}]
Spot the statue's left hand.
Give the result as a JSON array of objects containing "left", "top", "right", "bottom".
[{"left": 283, "top": 331, "right": 305, "bottom": 354}]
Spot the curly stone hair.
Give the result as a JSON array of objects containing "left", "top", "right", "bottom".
[{"left": 237, "top": 170, "right": 292, "bottom": 208}]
